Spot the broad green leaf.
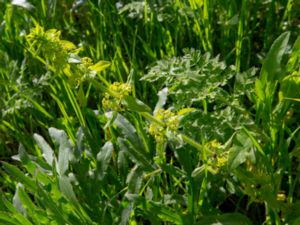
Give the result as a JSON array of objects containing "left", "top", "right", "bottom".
[
  {"left": 227, "top": 131, "right": 256, "bottom": 170},
  {"left": 49, "top": 127, "right": 72, "bottom": 175},
  {"left": 88, "top": 60, "right": 111, "bottom": 72},
  {"left": 33, "top": 133, "right": 55, "bottom": 166},
  {"left": 123, "top": 96, "right": 151, "bottom": 112},
  {"left": 96, "top": 141, "right": 114, "bottom": 180},
  {"left": 260, "top": 32, "right": 290, "bottom": 84},
  {"left": 197, "top": 213, "right": 252, "bottom": 225}
]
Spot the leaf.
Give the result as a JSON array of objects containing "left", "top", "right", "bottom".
[
  {"left": 2, "top": 162, "right": 37, "bottom": 193},
  {"left": 12, "top": 212, "right": 33, "bottom": 225},
  {"left": 35, "top": 184, "right": 70, "bottom": 224},
  {"left": 74, "top": 127, "right": 84, "bottom": 160},
  {"left": 60, "top": 40, "right": 76, "bottom": 51},
  {"left": 77, "top": 84, "right": 87, "bottom": 107},
  {"left": 119, "top": 203, "right": 134, "bottom": 225},
  {"left": 117, "top": 148, "right": 129, "bottom": 181},
  {"left": 154, "top": 87, "right": 168, "bottom": 112},
  {"left": 260, "top": 32, "right": 290, "bottom": 84},
  {"left": 11, "top": 0, "right": 34, "bottom": 10},
  {"left": 123, "top": 95, "right": 151, "bottom": 112},
  {"left": 13, "top": 184, "right": 26, "bottom": 215},
  {"left": 33, "top": 133, "right": 55, "bottom": 166},
  {"left": 49, "top": 127, "right": 72, "bottom": 176},
  {"left": 118, "top": 138, "right": 152, "bottom": 170},
  {"left": 287, "top": 36, "right": 300, "bottom": 72},
  {"left": 21, "top": 94, "right": 53, "bottom": 119},
  {"left": 17, "top": 186, "right": 47, "bottom": 224},
  {"left": 59, "top": 177, "right": 94, "bottom": 224},
  {"left": 106, "top": 113, "right": 150, "bottom": 165},
  {"left": 0, "top": 195, "right": 18, "bottom": 214},
  {"left": 227, "top": 131, "right": 256, "bottom": 170},
  {"left": 59, "top": 176, "right": 78, "bottom": 204},
  {"left": 88, "top": 60, "right": 111, "bottom": 72},
  {"left": 126, "top": 166, "right": 143, "bottom": 199},
  {"left": 174, "top": 148, "right": 193, "bottom": 175},
  {"left": 136, "top": 199, "right": 184, "bottom": 225},
  {"left": 255, "top": 79, "right": 265, "bottom": 101},
  {"left": 96, "top": 141, "right": 114, "bottom": 180},
  {"left": 0, "top": 212, "right": 19, "bottom": 225},
  {"left": 68, "top": 54, "right": 82, "bottom": 64},
  {"left": 196, "top": 213, "right": 252, "bottom": 225}
]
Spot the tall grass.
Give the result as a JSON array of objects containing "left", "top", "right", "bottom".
[{"left": 1, "top": 0, "right": 300, "bottom": 224}]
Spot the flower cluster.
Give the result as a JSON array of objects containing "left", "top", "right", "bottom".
[
  {"left": 149, "top": 109, "right": 180, "bottom": 144},
  {"left": 26, "top": 25, "right": 76, "bottom": 70},
  {"left": 205, "top": 140, "right": 228, "bottom": 173},
  {"left": 66, "top": 57, "right": 95, "bottom": 87},
  {"left": 102, "top": 82, "right": 132, "bottom": 111}
]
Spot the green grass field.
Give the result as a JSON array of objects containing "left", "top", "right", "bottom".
[{"left": 1, "top": 0, "right": 300, "bottom": 224}]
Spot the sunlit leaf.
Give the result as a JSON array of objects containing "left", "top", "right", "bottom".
[
  {"left": 11, "top": 0, "right": 34, "bottom": 10},
  {"left": 88, "top": 61, "right": 111, "bottom": 72}
]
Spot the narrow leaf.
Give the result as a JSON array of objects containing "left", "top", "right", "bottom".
[
  {"left": 96, "top": 141, "right": 114, "bottom": 180},
  {"left": 2, "top": 162, "right": 37, "bottom": 193},
  {"left": 154, "top": 87, "right": 168, "bottom": 112},
  {"left": 33, "top": 133, "right": 54, "bottom": 166},
  {"left": 49, "top": 127, "right": 72, "bottom": 175},
  {"left": 88, "top": 60, "right": 111, "bottom": 72}
]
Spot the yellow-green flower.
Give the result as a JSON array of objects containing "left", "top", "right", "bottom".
[
  {"left": 149, "top": 109, "right": 180, "bottom": 144},
  {"left": 102, "top": 82, "right": 132, "bottom": 111}
]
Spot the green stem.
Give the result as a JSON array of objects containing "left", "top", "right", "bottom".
[{"left": 140, "top": 112, "right": 211, "bottom": 153}]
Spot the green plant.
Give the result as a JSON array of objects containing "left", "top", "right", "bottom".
[{"left": 1, "top": 1, "right": 300, "bottom": 224}]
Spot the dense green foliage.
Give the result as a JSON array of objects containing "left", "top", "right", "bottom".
[{"left": 1, "top": 0, "right": 300, "bottom": 224}]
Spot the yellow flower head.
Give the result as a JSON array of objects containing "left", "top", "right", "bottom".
[
  {"left": 149, "top": 109, "right": 180, "bottom": 144},
  {"left": 102, "top": 82, "right": 132, "bottom": 111}
]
